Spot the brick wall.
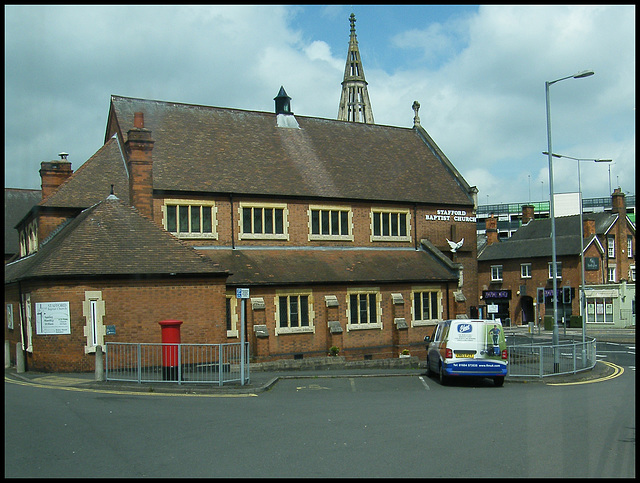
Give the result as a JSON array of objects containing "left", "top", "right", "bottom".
[
  {"left": 229, "top": 283, "right": 443, "bottom": 363},
  {"left": 153, "top": 196, "right": 479, "bottom": 313},
  {"left": 4, "top": 277, "right": 227, "bottom": 372}
]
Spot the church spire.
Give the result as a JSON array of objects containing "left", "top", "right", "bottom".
[{"left": 337, "top": 13, "right": 374, "bottom": 124}]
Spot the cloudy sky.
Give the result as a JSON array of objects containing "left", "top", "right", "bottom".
[{"left": 4, "top": 5, "right": 635, "bottom": 205}]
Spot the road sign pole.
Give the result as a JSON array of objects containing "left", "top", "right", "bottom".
[{"left": 236, "top": 288, "right": 249, "bottom": 385}]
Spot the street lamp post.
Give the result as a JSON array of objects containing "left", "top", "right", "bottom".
[
  {"left": 543, "top": 152, "right": 612, "bottom": 361},
  {"left": 545, "top": 70, "right": 594, "bottom": 371}
]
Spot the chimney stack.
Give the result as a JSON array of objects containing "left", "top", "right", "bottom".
[
  {"left": 583, "top": 218, "right": 596, "bottom": 239},
  {"left": 611, "top": 188, "right": 626, "bottom": 217},
  {"left": 522, "top": 204, "right": 534, "bottom": 225},
  {"left": 125, "top": 112, "right": 155, "bottom": 219},
  {"left": 39, "top": 152, "right": 73, "bottom": 200},
  {"left": 485, "top": 214, "right": 498, "bottom": 245}
]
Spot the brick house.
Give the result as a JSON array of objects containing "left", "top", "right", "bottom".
[
  {"left": 4, "top": 194, "right": 229, "bottom": 372},
  {"left": 5, "top": 14, "right": 485, "bottom": 371},
  {"left": 477, "top": 189, "right": 635, "bottom": 328},
  {"left": 4, "top": 90, "right": 481, "bottom": 371}
]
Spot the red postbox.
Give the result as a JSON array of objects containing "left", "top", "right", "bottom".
[{"left": 158, "top": 320, "right": 182, "bottom": 381}]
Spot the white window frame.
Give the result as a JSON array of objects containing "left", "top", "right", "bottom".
[
  {"left": 274, "top": 290, "right": 315, "bottom": 335},
  {"left": 308, "top": 205, "right": 354, "bottom": 241},
  {"left": 491, "top": 265, "right": 503, "bottom": 282},
  {"left": 239, "top": 202, "right": 289, "bottom": 240},
  {"left": 346, "top": 288, "right": 382, "bottom": 331},
  {"left": 83, "top": 291, "right": 106, "bottom": 354},
  {"left": 608, "top": 236, "right": 615, "bottom": 258},
  {"left": 587, "top": 297, "right": 614, "bottom": 324},
  {"left": 607, "top": 267, "right": 616, "bottom": 282},
  {"left": 627, "top": 236, "right": 633, "bottom": 259},
  {"left": 370, "top": 208, "right": 411, "bottom": 242},
  {"left": 163, "top": 199, "right": 218, "bottom": 239},
  {"left": 520, "top": 263, "right": 532, "bottom": 279},
  {"left": 548, "top": 261, "right": 562, "bottom": 280},
  {"left": 20, "top": 293, "right": 33, "bottom": 353},
  {"left": 411, "top": 288, "right": 443, "bottom": 327}
]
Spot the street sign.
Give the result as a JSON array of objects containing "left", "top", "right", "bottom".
[{"left": 235, "top": 287, "right": 250, "bottom": 386}]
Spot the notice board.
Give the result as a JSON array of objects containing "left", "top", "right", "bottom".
[{"left": 35, "top": 302, "right": 71, "bottom": 335}]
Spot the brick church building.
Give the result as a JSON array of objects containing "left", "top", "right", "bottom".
[{"left": 5, "top": 14, "right": 480, "bottom": 372}]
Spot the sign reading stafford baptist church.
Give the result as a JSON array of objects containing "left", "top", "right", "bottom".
[
  {"left": 35, "top": 302, "right": 71, "bottom": 335},
  {"left": 425, "top": 209, "right": 476, "bottom": 222}
]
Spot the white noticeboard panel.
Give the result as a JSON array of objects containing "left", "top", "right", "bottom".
[
  {"left": 35, "top": 302, "right": 71, "bottom": 335},
  {"left": 487, "top": 304, "right": 499, "bottom": 314},
  {"left": 553, "top": 192, "right": 581, "bottom": 217}
]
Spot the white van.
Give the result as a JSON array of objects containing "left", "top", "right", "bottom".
[{"left": 424, "top": 319, "right": 508, "bottom": 386}]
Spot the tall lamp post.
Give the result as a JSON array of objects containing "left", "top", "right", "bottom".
[
  {"left": 543, "top": 152, "right": 612, "bottom": 357},
  {"left": 545, "top": 70, "right": 594, "bottom": 369}
]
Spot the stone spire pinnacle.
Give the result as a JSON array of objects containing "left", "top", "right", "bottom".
[{"left": 337, "top": 13, "right": 374, "bottom": 124}]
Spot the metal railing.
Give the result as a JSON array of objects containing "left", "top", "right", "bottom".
[
  {"left": 507, "top": 338, "right": 597, "bottom": 377},
  {"left": 105, "top": 342, "right": 249, "bottom": 386}
]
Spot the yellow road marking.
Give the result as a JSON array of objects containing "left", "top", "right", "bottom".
[
  {"left": 32, "top": 375, "right": 91, "bottom": 386},
  {"left": 4, "top": 376, "right": 257, "bottom": 397},
  {"left": 547, "top": 361, "right": 624, "bottom": 386}
]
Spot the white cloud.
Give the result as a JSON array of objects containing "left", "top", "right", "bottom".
[{"left": 4, "top": 5, "right": 634, "bottom": 204}]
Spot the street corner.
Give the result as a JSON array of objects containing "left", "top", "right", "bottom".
[{"left": 544, "top": 359, "right": 622, "bottom": 386}]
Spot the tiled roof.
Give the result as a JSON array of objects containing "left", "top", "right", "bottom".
[
  {"left": 40, "top": 136, "right": 129, "bottom": 208},
  {"left": 5, "top": 195, "right": 228, "bottom": 283},
  {"left": 478, "top": 213, "right": 616, "bottom": 261},
  {"left": 4, "top": 188, "right": 41, "bottom": 257},
  {"left": 202, "top": 244, "right": 459, "bottom": 286},
  {"left": 108, "top": 95, "right": 474, "bottom": 206}
]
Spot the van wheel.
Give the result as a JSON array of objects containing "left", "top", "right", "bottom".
[
  {"left": 426, "top": 357, "right": 433, "bottom": 377},
  {"left": 439, "top": 363, "right": 448, "bottom": 386},
  {"left": 494, "top": 376, "right": 504, "bottom": 387}
]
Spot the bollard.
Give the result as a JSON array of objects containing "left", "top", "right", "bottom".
[
  {"left": 16, "top": 342, "right": 25, "bottom": 373},
  {"left": 5, "top": 340, "right": 10, "bottom": 369},
  {"left": 95, "top": 345, "right": 105, "bottom": 381}
]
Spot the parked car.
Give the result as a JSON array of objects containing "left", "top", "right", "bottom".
[{"left": 424, "top": 319, "right": 508, "bottom": 386}]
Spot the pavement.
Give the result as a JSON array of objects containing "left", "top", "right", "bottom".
[{"left": 4, "top": 326, "right": 633, "bottom": 395}]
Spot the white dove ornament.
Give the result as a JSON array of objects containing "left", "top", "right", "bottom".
[{"left": 446, "top": 238, "right": 464, "bottom": 252}]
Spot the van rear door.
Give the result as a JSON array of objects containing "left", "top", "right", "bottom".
[{"left": 449, "top": 320, "right": 478, "bottom": 360}]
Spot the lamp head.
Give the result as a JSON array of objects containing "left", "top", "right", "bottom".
[{"left": 573, "top": 70, "right": 594, "bottom": 79}]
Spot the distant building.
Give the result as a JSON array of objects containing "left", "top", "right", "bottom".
[
  {"left": 476, "top": 195, "right": 636, "bottom": 240},
  {"left": 478, "top": 189, "right": 635, "bottom": 328},
  {"left": 337, "top": 13, "right": 374, "bottom": 124},
  {"left": 4, "top": 188, "right": 41, "bottom": 262}
]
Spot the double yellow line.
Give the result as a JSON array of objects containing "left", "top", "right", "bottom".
[
  {"left": 547, "top": 360, "right": 624, "bottom": 386},
  {"left": 4, "top": 375, "right": 257, "bottom": 397}
]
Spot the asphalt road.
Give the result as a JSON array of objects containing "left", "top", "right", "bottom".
[{"left": 4, "top": 352, "right": 635, "bottom": 478}]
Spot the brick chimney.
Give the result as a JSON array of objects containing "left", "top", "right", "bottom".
[
  {"left": 611, "top": 188, "right": 626, "bottom": 217},
  {"left": 124, "top": 112, "right": 154, "bottom": 219},
  {"left": 611, "top": 188, "right": 628, "bottom": 268},
  {"left": 583, "top": 218, "right": 596, "bottom": 238},
  {"left": 522, "top": 204, "right": 534, "bottom": 225},
  {"left": 39, "top": 153, "right": 73, "bottom": 200},
  {"left": 485, "top": 214, "right": 498, "bottom": 245}
]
